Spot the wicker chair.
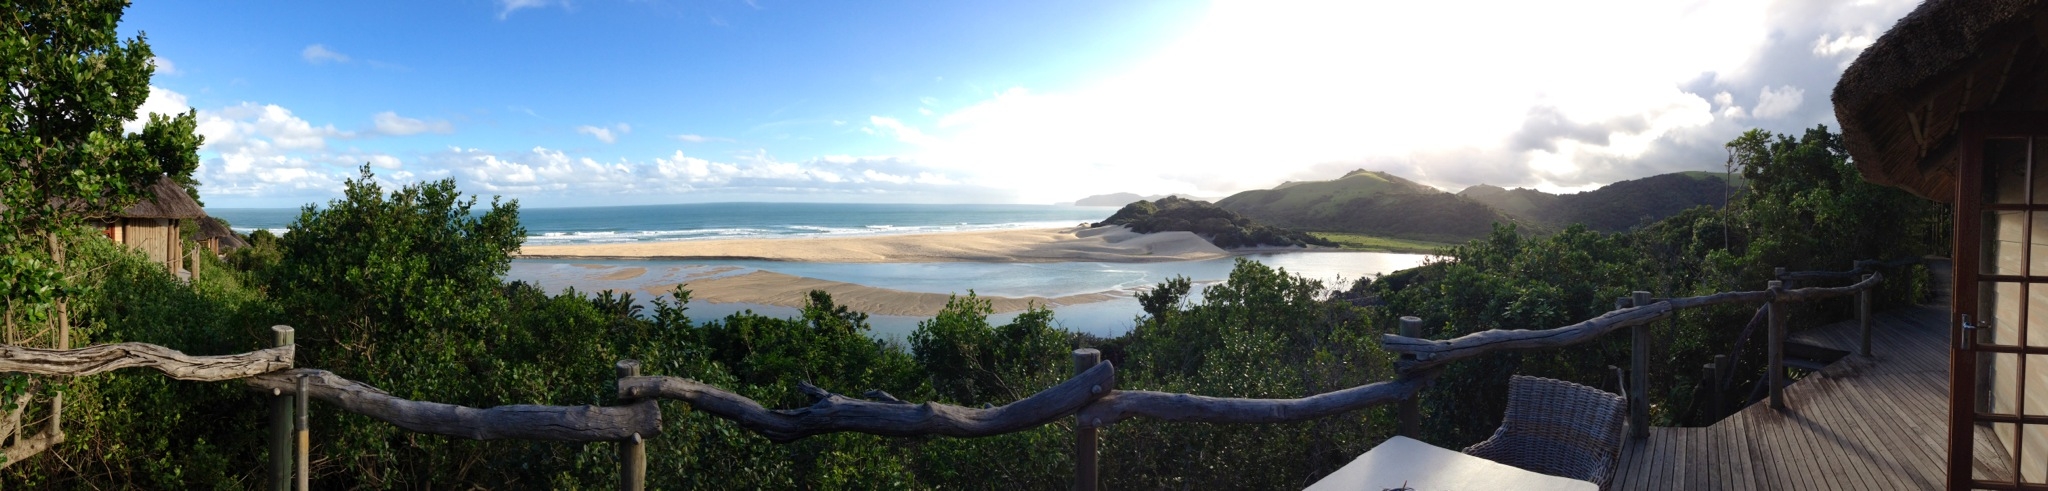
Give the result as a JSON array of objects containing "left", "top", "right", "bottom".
[{"left": 1462, "top": 375, "right": 1627, "bottom": 489}]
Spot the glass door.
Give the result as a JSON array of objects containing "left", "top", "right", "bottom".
[{"left": 1953, "top": 113, "right": 2048, "bottom": 489}]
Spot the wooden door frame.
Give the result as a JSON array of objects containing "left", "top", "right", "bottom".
[{"left": 1950, "top": 111, "right": 2048, "bottom": 489}]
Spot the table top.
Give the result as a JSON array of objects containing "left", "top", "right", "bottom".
[{"left": 1304, "top": 436, "right": 1598, "bottom": 491}]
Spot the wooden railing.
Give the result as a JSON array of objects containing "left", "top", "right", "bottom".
[{"left": 0, "top": 259, "right": 1916, "bottom": 490}]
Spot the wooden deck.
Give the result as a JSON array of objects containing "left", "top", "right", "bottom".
[{"left": 1611, "top": 261, "right": 1967, "bottom": 490}]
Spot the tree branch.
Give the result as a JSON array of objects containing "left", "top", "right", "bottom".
[
  {"left": 245, "top": 369, "right": 661, "bottom": 442},
  {"left": 0, "top": 343, "right": 292, "bottom": 381},
  {"left": 617, "top": 361, "right": 1116, "bottom": 443}
]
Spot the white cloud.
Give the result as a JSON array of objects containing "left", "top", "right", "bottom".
[
  {"left": 1813, "top": 31, "right": 1875, "bottom": 58},
  {"left": 301, "top": 44, "right": 350, "bottom": 64},
  {"left": 372, "top": 111, "right": 454, "bottom": 136},
  {"left": 673, "top": 134, "right": 733, "bottom": 143},
  {"left": 830, "top": 0, "right": 1919, "bottom": 202},
  {"left": 1751, "top": 85, "right": 1804, "bottom": 119},
  {"left": 124, "top": 85, "right": 193, "bottom": 134},
  {"left": 577, "top": 123, "right": 631, "bottom": 144},
  {"left": 497, "top": 0, "right": 555, "bottom": 19},
  {"left": 149, "top": 56, "right": 178, "bottom": 76}
]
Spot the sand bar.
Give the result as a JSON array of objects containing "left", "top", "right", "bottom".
[
  {"left": 518, "top": 225, "right": 1230, "bottom": 263},
  {"left": 650, "top": 270, "right": 1120, "bottom": 317}
]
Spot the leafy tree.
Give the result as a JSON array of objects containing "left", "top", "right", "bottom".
[{"left": 0, "top": 0, "right": 204, "bottom": 469}]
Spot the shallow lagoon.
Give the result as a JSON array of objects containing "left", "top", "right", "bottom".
[{"left": 505, "top": 251, "right": 1433, "bottom": 340}]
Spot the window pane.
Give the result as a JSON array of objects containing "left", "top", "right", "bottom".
[
  {"left": 1975, "top": 422, "right": 2018, "bottom": 484},
  {"left": 2029, "top": 424, "right": 2048, "bottom": 484},
  {"left": 2029, "top": 355, "right": 2048, "bottom": 417},
  {"left": 1989, "top": 137, "right": 2028, "bottom": 204},
  {"left": 1980, "top": 281, "right": 2024, "bottom": 347},
  {"left": 1986, "top": 211, "right": 2027, "bottom": 276},
  {"left": 1979, "top": 351, "right": 2020, "bottom": 417}
]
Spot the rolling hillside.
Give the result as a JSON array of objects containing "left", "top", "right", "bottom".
[
  {"left": 1216, "top": 169, "right": 1739, "bottom": 243},
  {"left": 1216, "top": 170, "right": 1517, "bottom": 243},
  {"left": 1459, "top": 171, "right": 1740, "bottom": 231},
  {"left": 1093, "top": 196, "right": 1331, "bottom": 248}
]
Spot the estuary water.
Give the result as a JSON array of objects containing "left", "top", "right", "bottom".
[{"left": 210, "top": 203, "right": 1435, "bottom": 340}]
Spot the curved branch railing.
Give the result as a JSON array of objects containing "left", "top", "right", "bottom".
[
  {"left": 0, "top": 258, "right": 1919, "bottom": 488},
  {"left": 619, "top": 361, "right": 1114, "bottom": 443},
  {"left": 0, "top": 342, "right": 292, "bottom": 381}
]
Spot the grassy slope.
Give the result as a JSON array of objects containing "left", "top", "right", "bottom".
[
  {"left": 1219, "top": 170, "right": 1518, "bottom": 243},
  {"left": 1309, "top": 232, "right": 1457, "bottom": 254}
]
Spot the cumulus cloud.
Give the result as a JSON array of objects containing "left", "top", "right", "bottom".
[
  {"left": 673, "top": 134, "right": 734, "bottom": 143},
  {"left": 577, "top": 123, "right": 631, "bottom": 144},
  {"left": 149, "top": 56, "right": 178, "bottom": 76},
  {"left": 372, "top": 111, "right": 454, "bottom": 136},
  {"left": 1751, "top": 85, "right": 1805, "bottom": 120},
  {"left": 835, "top": 0, "right": 1920, "bottom": 202},
  {"left": 496, "top": 0, "right": 556, "bottom": 19},
  {"left": 124, "top": 85, "right": 193, "bottom": 134},
  {"left": 301, "top": 44, "right": 350, "bottom": 64}
]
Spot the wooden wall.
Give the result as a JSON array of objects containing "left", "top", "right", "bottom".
[{"left": 120, "top": 217, "right": 182, "bottom": 274}]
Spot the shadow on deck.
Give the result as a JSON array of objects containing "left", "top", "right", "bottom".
[{"left": 1611, "top": 259, "right": 1968, "bottom": 490}]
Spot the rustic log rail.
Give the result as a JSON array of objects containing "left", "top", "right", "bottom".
[
  {"left": 0, "top": 342, "right": 292, "bottom": 381},
  {"left": 0, "top": 258, "right": 1918, "bottom": 489}
]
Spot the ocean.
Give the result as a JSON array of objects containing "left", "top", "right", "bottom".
[
  {"left": 210, "top": 203, "right": 1435, "bottom": 339},
  {"left": 208, "top": 202, "right": 1118, "bottom": 244}
]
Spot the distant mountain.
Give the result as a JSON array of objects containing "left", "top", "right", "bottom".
[
  {"left": 1213, "top": 169, "right": 1739, "bottom": 243},
  {"left": 1459, "top": 171, "right": 1741, "bottom": 231},
  {"left": 1216, "top": 170, "right": 1517, "bottom": 243},
  {"left": 1073, "top": 193, "right": 1217, "bottom": 207},
  {"left": 1093, "top": 196, "right": 1332, "bottom": 249}
]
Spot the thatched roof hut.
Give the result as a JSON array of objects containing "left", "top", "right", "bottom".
[
  {"left": 192, "top": 216, "right": 248, "bottom": 253},
  {"left": 113, "top": 175, "right": 206, "bottom": 219},
  {"left": 94, "top": 176, "right": 204, "bottom": 273},
  {"left": 1833, "top": 0, "right": 2048, "bottom": 202}
]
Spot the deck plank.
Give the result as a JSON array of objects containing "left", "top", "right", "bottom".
[{"left": 1610, "top": 285, "right": 1960, "bottom": 490}]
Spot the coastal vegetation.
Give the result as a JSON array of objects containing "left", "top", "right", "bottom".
[
  {"left": 1308, "top": 231, "right": 1458, "bottom": 254},
  {"left": 1093, "top": 195, "right": 1334, "bottom": 248},
  {"left": 1, "top": 121, "right": 1942, "bottom": 488}
]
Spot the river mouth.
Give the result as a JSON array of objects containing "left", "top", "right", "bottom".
[{"left": 505, "top": 251, "right": 1431, "bottom": 340}]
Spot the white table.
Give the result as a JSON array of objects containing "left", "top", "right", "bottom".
[{"left": 1305, "top": 436, "right": 1598, "bottom": 491}]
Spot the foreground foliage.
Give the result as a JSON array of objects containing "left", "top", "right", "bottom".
[{"left": 0, "top": 122, "right": 1941, "bottom": 487}]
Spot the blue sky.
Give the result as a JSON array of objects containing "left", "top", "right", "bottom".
[{"left": 123, "top": 0, "right": 1919, "bottom": 208}]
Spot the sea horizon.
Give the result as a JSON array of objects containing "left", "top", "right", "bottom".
[{"left": 208, "top": 202, "right": 1122, "bottom": 245}]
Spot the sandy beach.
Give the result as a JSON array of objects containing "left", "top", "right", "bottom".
[
  {"left": 517, "top": 225, "right": 1227, "bottom": 318},
  {"left": 649, "top": 270, "right": 1120, "bottom": 317},
  {"left": 518, "top": 225, "right": 1230, "bottom": 263}
]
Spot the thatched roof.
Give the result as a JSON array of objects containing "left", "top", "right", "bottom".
[
  {"left": 118, "top": 175, "right": 205, "bottom": 219},
  {"left": 1833, "top": 0, "right": 2048, "bottom": 203},
  {"left": 193, "top": 216, "right": 249, "bottom": 250}
]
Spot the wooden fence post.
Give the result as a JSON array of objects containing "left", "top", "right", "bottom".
[
  {"left": 1711, "top": 354, "right": 1729, "bottom": 420},
  {"left": 617, "top": 360, "right": 647, "bottom": 491},
  {"left": 1629, "top": 292, "right": 1650, "bottom": 438},
  {"left": 1767, "top": 280, "right": 1787, "bottom": 410},
  {"left": 269, "top": 325, "right": 294, "bottom": 491},
  {"left": 1073, "top": 348, "right": 1101, "bottom": 491},
  {"left": 1397, "top": 316, "right": 1422, "bottom": 439},
  {"left": 1859, "top": 273, "right": 1875, "bottom": 357},
  {"left": 1700, "top": 363, "right": 1716, "bottom": 421},
  {"left": 295, "top": 373, "right": 310, "bottom": 491}
]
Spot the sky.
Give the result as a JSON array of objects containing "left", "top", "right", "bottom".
[{"left": 121, "top": 0, "right": 1921, "bottom": 208}]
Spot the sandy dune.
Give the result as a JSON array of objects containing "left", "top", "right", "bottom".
[
  {"left": 648, "top": 270, "right": 1120, "bottom": 317},
  {"left": 518, "top": 225, "right": 1229, "bottom": 263}
]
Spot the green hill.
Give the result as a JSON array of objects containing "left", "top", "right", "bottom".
[
  {"left": 1458, "top": 172, "right": 1741, "bottom": 231},
  {"left": 1093, "top": 196, "right": 1333, "bottom": 248},
  {"left": 1216, "top": 170, "right": 1518, "bottom": 243}
]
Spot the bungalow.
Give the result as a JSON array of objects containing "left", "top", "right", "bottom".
[
  {"left": 1835, "top": 0, "right": 2048, "bottom": 488},
  {"left": 95, "top": 175, "right": 204, "bottom": 275}
]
